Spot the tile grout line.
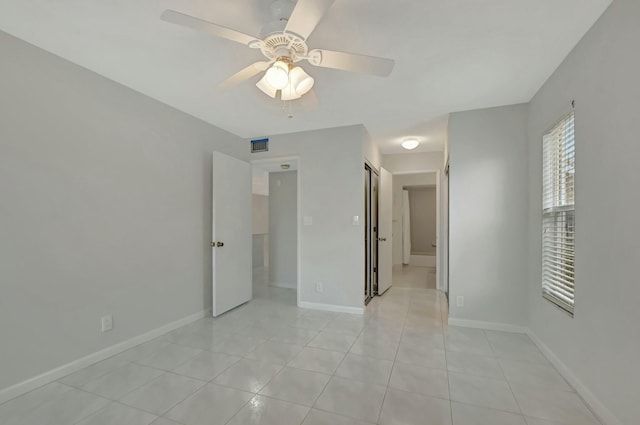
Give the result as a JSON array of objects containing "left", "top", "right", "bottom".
[
  {"left": 442, "top": 294, "right": 455, "bottom": 425},
  {"left": 301, "top": 311, "right": 369, "bottom": 424},
  {"left": 375, "top": 288, "right": 410, "bottom": 425},
  {"left": 9, "top": 285, "right": 457, "bottom": 425},
  {"left": 485, "top": 328, "right": 531, "bottom": 421}
]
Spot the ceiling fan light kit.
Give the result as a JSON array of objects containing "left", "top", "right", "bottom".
[
  {"left": 281, "top": 70, "right": 313, "bottom": 101},
  {"left": 161, "top": 0, "right": 395, "bottom": 105}
]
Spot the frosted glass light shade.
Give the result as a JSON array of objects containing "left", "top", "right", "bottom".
[
  {"left": 401, "top": 138, "right": 419, "bottom": 150},
  {"left": 265, "top": 60, "right": 289, "bottom": 89},
  {"left": 256, "top": 75, "right": 278, "bottom": 98},
  {"left": 289, "top": 66, "right": 314, "bottom": 95},
  {"left": 280, "top": 82, "right": 301, "bottom": 101}
]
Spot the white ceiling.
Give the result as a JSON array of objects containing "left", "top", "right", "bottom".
[{"left": 0, "top": 0, "right": 611, "bottom": 154}]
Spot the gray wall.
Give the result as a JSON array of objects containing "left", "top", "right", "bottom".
[
  {"left": 268, "top": 171, "right": 297, "bottom": 289},
  {"left": 0, "top": 32, "right": 245, "bottom": 391},
  {"left": 251, "top": 125, "right": 366, "bottom": 310},
  {"left": 448, "top": 104, "right": 529, "bottom": 326},
  {"left": 526, "top": 0, "right": 639, "bottom": 423},
  {"left": 408, "top": 187, "right": 437, "bottom": 255}
]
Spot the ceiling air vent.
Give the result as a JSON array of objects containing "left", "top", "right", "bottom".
[{"left": 251, "top": 138, "right": 269, "bottom": 153}]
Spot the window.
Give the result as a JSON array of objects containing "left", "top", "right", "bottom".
[{"left": 542, "top": 112, "right": 575, "bottom": 315}]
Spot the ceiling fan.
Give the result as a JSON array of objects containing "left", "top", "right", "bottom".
[{"left": 161, "top": 0, "right": 395, "bottom": 102}]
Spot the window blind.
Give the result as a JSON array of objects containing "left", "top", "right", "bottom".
[{"left": 542, "top": 112, "right": 575, "bottom": 315}]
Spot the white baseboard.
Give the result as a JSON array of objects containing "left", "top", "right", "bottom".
[
  {"left": 447, "top": 317, "right": 528, "bottom": 333},
  {"left": 447, "top": 317, "right": 620, "bottom": 425},
  {"left": 526, "top": 331, "right": 621, "bottom": 425},
  {"left": 0, "top": 309, "right": 209, "bottom": 405},
  {"left": 298, "top": 301, "right": 364, "bottom": 315}
]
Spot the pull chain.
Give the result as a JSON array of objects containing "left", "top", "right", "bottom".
[{"left": 281, "top": 99, "right": 294, "bottom": 119}]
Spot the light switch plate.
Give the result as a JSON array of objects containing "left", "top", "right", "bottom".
[
  {"left": 303, "top": 216, "right": 313, "bottom": 226},
  {"left": 101, "top": 314, "right": 113, "bottom": 332},
  {"left": 352, "top": 215, "right": 360, "bottom": 226}
]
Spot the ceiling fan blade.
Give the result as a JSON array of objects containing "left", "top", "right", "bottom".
[
  {"left": 216, "top": 61, "right": 272, "bottom": 92},
  {"left": 161, "top": 10, "right": 261, "bottom": 46},
  {"left": 307, "top": 49, "right": 395, "bottom": 77},
  {"left": 284, "top": 0, "right": 334, "bottom": 42}
]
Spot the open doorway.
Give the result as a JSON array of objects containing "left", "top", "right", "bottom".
[
  {"left": 251, "top": 159, "right": 299, "bottom": 304},
  {"left": 392, "top": 172, "right": 439, "bottom": 289}
]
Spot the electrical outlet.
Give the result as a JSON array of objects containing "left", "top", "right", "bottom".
[
  {"left": 315, "top": 282, "right": 324, "bottom": 293},
  {"left": 456, "top": 296, "right": 464, "bottom": 308},
  {"left": 101, "top": 314, "right": 113, "bottom": 332}
]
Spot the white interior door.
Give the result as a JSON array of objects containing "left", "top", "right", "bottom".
[
  {"left": 212, "top": 151, "right": 252, "bottom": 317},
  {"left": 378, "top": 167, "right": 393, "bottom": 294}
]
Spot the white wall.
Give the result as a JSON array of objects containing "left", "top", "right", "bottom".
[
  {"left": 252, "top": 194, "right": 269, "bottom": 268},
  {"left": 382, "top": 152, "right": 444, "bottom": 174},
  {"left": 408, "top": 187, "right": 437, "bottom": 255},
  {"left": 364, "top": 129, "right": 381, "bottom": 170},
  {"left": 448, "top": 104, "right": 529, "bottom": 326},
  {"left": 250, "top": 125, "right": 366, "bottom": 311},
  {"left": 252, "top": 169, "right": 270, "bottom": 196},
  {"left": 527, "top": 1, "right": 639, "bottom": 423},
  {"left": 0, "top": 31, "right": 245, "bottom": 392},
  {"left": 268, "top": 171, "right": 297, "bottom": 289},
  {"left": 391, "top": 173, "right": 436, "bottom": 265},
  {"left": 252, "top": 195, "right": 269, "bottom": 235}
]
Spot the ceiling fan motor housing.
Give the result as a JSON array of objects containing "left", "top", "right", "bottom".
[{"left": 259, "top": 34, "right": 308, "bottom": 62}]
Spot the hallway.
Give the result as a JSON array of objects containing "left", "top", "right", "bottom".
[{"left": 0, "top": 286, "right": 599, "bottom": 425}]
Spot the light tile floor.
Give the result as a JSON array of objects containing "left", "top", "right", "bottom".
[
  {"left": 0, "top": 268, "right": 601, "bottom": 425},
  {"left": 392, "top": 264, "right": 436, "bottom": 289}
]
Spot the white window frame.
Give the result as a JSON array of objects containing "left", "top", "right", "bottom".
[{"left": 542, "top": 111, "right": 575, "bottom": 316}]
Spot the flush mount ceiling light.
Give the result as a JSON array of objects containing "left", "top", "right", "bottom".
[
  {"left": 161, "top": 0, "right": 395, "bottom": 104},
  {"left": 401, "top": 138, "right": 420, "bottom": 150}
]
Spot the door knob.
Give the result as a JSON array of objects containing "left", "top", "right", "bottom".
[
  {"left": 378, "top": 237, "right": 387, "bottom": 242},
  {"left": 217, "top": 241, "right": 224, "bottom": 247}
]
